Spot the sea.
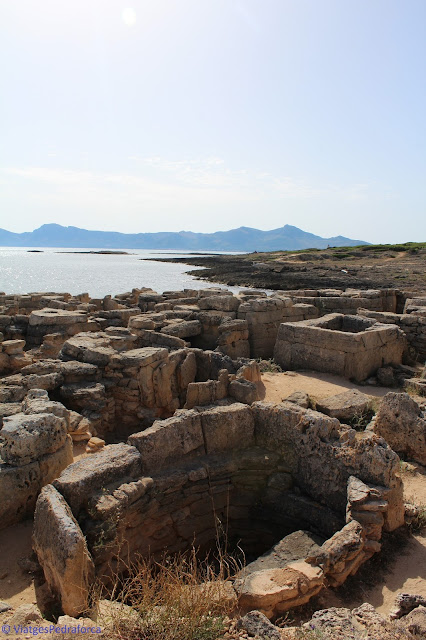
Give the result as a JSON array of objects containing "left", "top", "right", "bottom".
[{"left": 0, "top": 247, "right": 246, "bottom": 298}]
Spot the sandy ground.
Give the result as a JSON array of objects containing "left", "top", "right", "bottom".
[
  {"left": 0, "top": 520, "right": 36, "bottom": 610},
  {"left": 72, "top": 440, "right": 89, "bottom": 462},
  {"left": 0, "top": 372, "right": 425, "bottom": 620},
  {"left": 259, "top": 370, "right": 395, "bottom": 403}
]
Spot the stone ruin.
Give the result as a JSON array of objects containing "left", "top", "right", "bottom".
[
  {"left": 273, "top": 313, "right": 407, "bottom": 382},
  {"left": 0, "top": 284, "right": 425, "bottom": 622},
  {"left": 32, "top": 401, "right": 404, "bottom": 617}
]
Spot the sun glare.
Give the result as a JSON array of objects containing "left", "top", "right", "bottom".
[{"left": 122, "top": 7, "right": 137, "bottom": 26}]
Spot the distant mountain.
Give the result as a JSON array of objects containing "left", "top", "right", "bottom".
[{"left": 0, "top": 223, "right": 368, "bottom": 251}]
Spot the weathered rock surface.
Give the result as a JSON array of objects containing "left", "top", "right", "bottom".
[
  {"left": 236, "top": 610, "right": 281, "bottom": 639},
  {"left": 242, "top": 530, "right": 323, "bottom": 575},
  {"left": 33, "top": 485, "right": 95, "bottom": 617},
  {"left": 375, "top": 392, "right": 426, "bottom": 465},
  {"left": 235, "top": 561, "right": 323, "bottom": 617},
  {"left": 316, "top": 389, "right": 373, "bottom": 422},
  {"left": 1, "top": 412, "right": 68, "bottom": 465},
  {"left": 53, "top": 443, "right": 141, "bottom": 515}
]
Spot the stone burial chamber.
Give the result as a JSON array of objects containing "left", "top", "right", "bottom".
[
  {"left": 0, "top": 346, "right": 262, "bottom": 532},
  {"left": 273, "top": 313, "right": 406, "bottom": 382},
  {"left": 32, "top": 400, "right": 404, "bottom": 618}
]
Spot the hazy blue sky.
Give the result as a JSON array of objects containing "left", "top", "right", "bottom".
[{"left": 1, "top": 0, "right": 425, "bottom": 243}]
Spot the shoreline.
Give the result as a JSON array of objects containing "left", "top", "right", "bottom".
[{"left": 147, "top": 245, "right": 426, "bottom": 292}]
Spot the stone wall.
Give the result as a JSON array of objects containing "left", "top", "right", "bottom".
[
  {"left": 358, "top": 308, "right": 426, "bottom": 361},
  {"left": 237, "top": 297, "right": 318, "bottom": 358},
  {"left": 275, "top": 288, "right": 400, "bottom": 314},
  {"left": 0, "top": 287, "right": 416, "bottom": 362},
  {"left": 33, "top": 400, "right": 404, "bottom": 617},
  {"left": 274, "top": 313, "right": 406, "bottom": 382}
]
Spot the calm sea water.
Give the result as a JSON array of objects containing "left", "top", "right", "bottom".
[{"left": 0, "top": 247, "right": 244, "bottom": 298}]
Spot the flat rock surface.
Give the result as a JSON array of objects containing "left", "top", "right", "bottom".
[
  {"left": 242, "top": 530, "right": 324, "bottom": 576},
  {"left": 53, "top": 443, "right": 141, "bottom": 515},
  {"left": 316, "top": 389, "right": 373, "bottom": 421}
]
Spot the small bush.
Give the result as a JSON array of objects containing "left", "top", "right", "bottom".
[{"left": 257, "top": 358, "right": 283, "bottom": 373}]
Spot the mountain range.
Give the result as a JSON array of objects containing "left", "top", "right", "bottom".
[{"left": 0, "top": 224, "right": 367, "bottom": 252}]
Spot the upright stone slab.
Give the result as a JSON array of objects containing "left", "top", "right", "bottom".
[{"left": 33, "top": 484, "right": 95, "bottom": 616}]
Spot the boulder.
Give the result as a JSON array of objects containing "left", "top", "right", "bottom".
[
  {"left": 316, "top": 389, "right": 373, "bottom": 422},
  {"left": 236, "top": 610, "right": 281, "bottom": 639},
  {"left": 284, "top": 391, "right": 310, "bottom": 408},
  {"left": 234, "top": 561, "right": 323, "bottom": 617},
  {"left": 229, "top": 379, "right": 258, "bottom": 404}
]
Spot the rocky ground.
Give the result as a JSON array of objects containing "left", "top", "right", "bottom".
[{"left": 152, "top": 244, "right": 426, "bottom": 292}]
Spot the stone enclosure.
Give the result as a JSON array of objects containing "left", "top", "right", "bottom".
[
  {"left": 274, "top": 313, "right": 406, "bottom": 382},
  {"left": 33, "top": 400, "right": 404, "bottom": 617}
]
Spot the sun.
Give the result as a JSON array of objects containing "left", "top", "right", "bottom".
[{"left": 122, "top": 7, "right": 137, "bottom": 27}]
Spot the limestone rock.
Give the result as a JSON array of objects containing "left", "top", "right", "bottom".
[
  {"left": 307, "top": 520, "right": 365, "bottom": 585},
  {"left": 316, "top": 389, "right": 372, "bottom": 422},
  {"left": 7, "top": 604, "right": 44, "bottom": 627},
  {"left": 2, "top": 339, "right": 25, "bottom": 355},
  {"left": 284, "top": 391, "right": 310, "bottom": 408},
  {"left": 390, "top": 593, "right": 426, "bottom": 619},
  {"left": 236, "top": 610, "right": 282, "bottom": 639},
  {"left": 60, "top": 382, "right": 106, "bottom": 412},
  {"left": 374, "top": 392, "right": 426, "bottom": 465},
  {"left": 56, "top": 615, "right": 103, "bottom": 638},
  {"left": 33, "top": 484, "right": 95, "bottom": 616},
  {"left": 199, "top": 402, "right": 255, "bottom": 454},
  {"left": 54, "top": 443, "right": 141, "bottom": 516},
  {"left": 128, "top": 410, "right": 204, "bottom": 473},
  {"left": 303, "top": 607, "right": 366, "bottom": 639},
  {"left": 1, "top": 412, "right": 68, "bottom": 465},
  {"left": 229, "top": 378, "right": 258, "bottom": 404},
  {"left": 85, "top": 437, "right": 105, "bottom": 454},
  {"left": 377, "top": 366, "right": 397, "bottom": 387},
  {"left": 235, "top": 561, "right": 323, "bottom": 617},
  {"left": 404, "top": 605, "right": 426, "bottom": 636},
  {"left": 242, "top": 530, "right": 323, "bottom": 575}
]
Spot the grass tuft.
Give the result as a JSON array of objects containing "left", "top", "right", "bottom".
[{"left": 96, "top": 547, "right": 240, "bottom": 640}]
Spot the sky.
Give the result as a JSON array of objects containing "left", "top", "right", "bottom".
[{"left": 0, "top": 0, "right": 425, "bottom": 243}]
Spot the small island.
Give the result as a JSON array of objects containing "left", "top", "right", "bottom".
[{"left": 57, "top": 250, "right": 131, "bottom": 255}]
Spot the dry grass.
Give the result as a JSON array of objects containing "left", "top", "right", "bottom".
[{"left": 95, "top": 547, "right": 241, "bottom": 640}]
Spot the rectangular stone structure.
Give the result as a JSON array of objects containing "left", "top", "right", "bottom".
[{"left": 273, "top": 313, "right": 406, "bottom": 382}]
